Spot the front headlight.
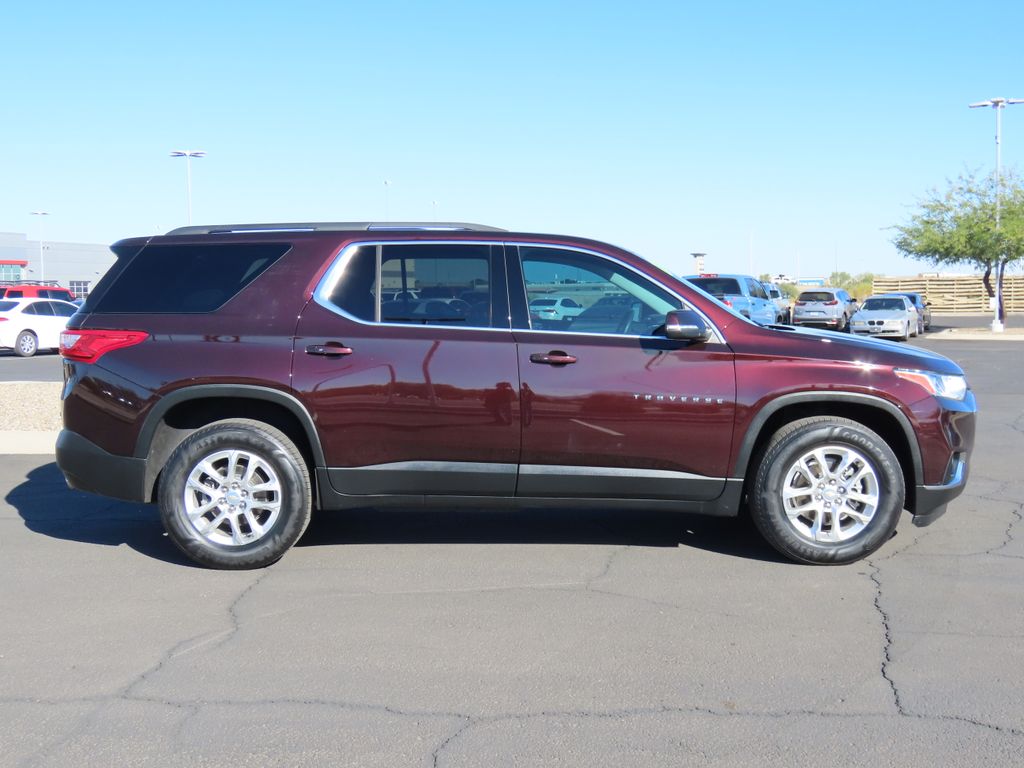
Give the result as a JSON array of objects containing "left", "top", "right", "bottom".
[{"left": 894, "top": 368, "right": 968, "bottom": 400}]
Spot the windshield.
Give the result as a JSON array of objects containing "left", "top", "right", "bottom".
[{"left": 862, "top": 298, "right": 906, "bottom": 311}]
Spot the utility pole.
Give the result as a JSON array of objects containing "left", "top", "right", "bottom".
[
  {"left": 969, "top": 97, "right": 1024, "bottom": 332},
  {"left": 170, "top": 150, "right": 206, "bottom": 225},
  {"left": 30, "top": 211, "right": 50, "bottom": 281}
]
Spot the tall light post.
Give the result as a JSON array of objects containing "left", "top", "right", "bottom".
[
  {"left": 969, "top": 97, "right": 1023, "bottom": 332},
  {"left": 170, "top": 150, "right": 206, "bottom": 224},
  {"left": 30, "top": 211, "right": 50, "bottom": 281},
  {"left": 690, "top": 252, "right": 706, "bottom": 274}
]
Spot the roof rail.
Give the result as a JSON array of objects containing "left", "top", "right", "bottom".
[{"left": 165, "top": 222, "right": 506, "bottom": 236}]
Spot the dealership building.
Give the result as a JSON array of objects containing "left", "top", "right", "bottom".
[{"left": 0, "top": 231, "right": 115, "bottom": 299}]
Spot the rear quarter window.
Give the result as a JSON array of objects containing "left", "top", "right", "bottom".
[{"left": 90, "top": 243, "right": 289, "bottom": 313}]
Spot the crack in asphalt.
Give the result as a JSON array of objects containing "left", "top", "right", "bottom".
[
  {"left": 7, "top": 692, "right": 1022, "bottom": 766},
  {"left": 431, "top": 717, "right": 475, "bottom": 768},
  {"left": 584, "top": 545, "right": 630, "bottom": 588},
  {"left": 986, "top": 501, "right": 1023, "bottom": 557},
  {"left": 866, "top": 559, "right": 905, "bottom": 716}
]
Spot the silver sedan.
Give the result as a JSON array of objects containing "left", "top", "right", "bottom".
[{"left": 849, "top": 295, "right": 917, "bottom": 341}]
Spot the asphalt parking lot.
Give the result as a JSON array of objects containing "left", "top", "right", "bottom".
[{"left": 1, "top": 324, "right": 1022, "bottom": 766}]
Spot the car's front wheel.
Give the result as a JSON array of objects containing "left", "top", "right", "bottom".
[
  {"left": 158, "top": 419, "right": 312, "bottom": 569},
  {"left": 749, "top": 416, "right": 905, "bottom": 564},
  {"left": 15, "top": 330, "right": 38, "bottom": 357}
]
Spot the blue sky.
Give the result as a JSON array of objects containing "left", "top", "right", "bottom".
[{"left": 3, "top": 0, "right": 1023, "bottom": 278}]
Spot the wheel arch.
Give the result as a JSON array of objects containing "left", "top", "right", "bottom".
[
  {"left": 135, "top": 385, "right": 325, "bottom": 502},
  {"left": 734, "top": 392, "right": 923, "bottom": 511}
]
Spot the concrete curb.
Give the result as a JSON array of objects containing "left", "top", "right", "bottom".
[
  {"left": 926, "top": 330, "right": 1024, "bottom": 340},
  {"left": 0, "top": 431, "right": 59, "bottom": 455}
]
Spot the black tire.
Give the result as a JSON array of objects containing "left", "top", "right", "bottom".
[
  {"left": 15, "top": 330, "right": 38, "bottom": 357},
  {"left": 158, "top": 419, "right": 312, "bottom": 569},
  {"left": 749, "top": 416, "right": 904, "bottom": 564}
]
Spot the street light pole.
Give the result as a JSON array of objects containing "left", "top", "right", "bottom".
[
  {"left": 969, "top": 97, "right": 1024, "bottom": 332},
  {"left": 690, "top": 252, "right": 706, "bottom": 274},
  {"left": 170, "top": 150, "right": 206, "bottom": 224},
  {"left": 30, "top": 211, "right": 50, "bottom": 281}
]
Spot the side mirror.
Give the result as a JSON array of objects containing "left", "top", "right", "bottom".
[{"left": 664, "top": 310, "right": 712, "bottom": 342}]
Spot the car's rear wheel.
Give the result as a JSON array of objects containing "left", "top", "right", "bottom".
[
  {"left": 158, "top": 419, "right": 312, "bottom": 569},
  {"left": 749, "top": 416, "right": 904, "bottom": 564},
  {"left": 15, "top": 330, "right": 38, "bottom": 357}
]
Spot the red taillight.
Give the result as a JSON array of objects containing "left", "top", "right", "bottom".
[
  {"left": 60, "top": 329, "right": 148, "bottom": 363},
  {"left": 824, "top": 300, "right": 839, "bottom": 306},
  {"left": 722, "top": 298, "right": 733, "bottom": 306}
]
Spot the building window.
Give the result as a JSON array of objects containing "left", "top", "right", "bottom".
[
  {"left": 0, "top": 264, "right": 24, "bottom": 281},
  {"left": 69, "top": 280, "right": 91, "bottom": 298}
]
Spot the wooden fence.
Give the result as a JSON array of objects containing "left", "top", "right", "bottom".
[{"left": 871, "top": 275, "right": 1024, "bottom": 313}]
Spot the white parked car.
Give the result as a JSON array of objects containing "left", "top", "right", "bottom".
[
  {"left": 850, "top": 295, "right": 918, "bottom": 341},
  {"left": 529, "top": 296, "right": 585, "bottom": 322},
  {"left": 0, "top": 298, "right": 79, "bottom": 356}
]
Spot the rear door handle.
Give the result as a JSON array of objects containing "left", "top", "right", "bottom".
[
  {"left": 529, "top": 351, "right": 577, "bottom": 366},
  {"left": 306, "top": 342, "right": 354, "bottom": 357}
]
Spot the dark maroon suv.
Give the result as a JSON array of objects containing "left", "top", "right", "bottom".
[{"left": 56, "top": 223, "right": 975, "bottom": 569}]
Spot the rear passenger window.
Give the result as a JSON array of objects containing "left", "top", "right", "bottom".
[
  {"left": 90, "top": 243, "right": 288, "bottom": 313},
  {"left": 320, "top": 243, "right": 499, "bottom": 328}
]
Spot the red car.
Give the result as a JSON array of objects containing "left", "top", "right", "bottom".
[
  {"left": 0, "top": 282, "right": 76, "bottom": 302},
  {"left": 56, "top": 223, "right": 975, "bottom": 569}
]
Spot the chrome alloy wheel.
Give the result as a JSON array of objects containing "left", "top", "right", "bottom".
[
  {"left": 781, "top": 445, "right": 880, "bottom": 543},
  {"left": 183, "top": 449, "right": 282, "bottom": 546}
]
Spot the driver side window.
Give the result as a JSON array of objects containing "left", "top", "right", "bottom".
[{"left": 518, "top": 246, "right": 682, "bottom": 336}]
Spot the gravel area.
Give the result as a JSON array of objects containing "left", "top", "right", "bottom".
[{"left": 0, "top": 382, "right": 64, "bottom": 431}]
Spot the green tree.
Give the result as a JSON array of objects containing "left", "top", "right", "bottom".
[
  {"left": 827, "top": 272, "right": 876, "bottom": 300},
  {"left": 892, "top": 170, "right": 1024, "bottom": 323}
]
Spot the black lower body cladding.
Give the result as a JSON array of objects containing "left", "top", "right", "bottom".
[{"left": 55, "top": 430, "right": 148, "bottom": 502}]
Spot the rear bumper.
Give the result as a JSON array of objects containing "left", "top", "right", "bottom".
[
  {"left": 912, "top": 453, "right": 969, "bottom": 527},
  {"left": 793, "top": 317, "right": 842, "bottom": 326},
  {"left": 55, "top": 429, "right": 148, "bottom": 503}
]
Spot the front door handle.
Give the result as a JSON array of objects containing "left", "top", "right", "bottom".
[
  {"left": 530, "top": 351, "right": 577, "bottom": 366},
  {"left": 306, "top": 342, "right": 354, "bottom": 356}
]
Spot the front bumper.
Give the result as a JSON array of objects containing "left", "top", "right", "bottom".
[
  {"left": 55, "top": 429, "right": 148, "bottom": 503},
  {"left": 912, "top": 452, "right": 969, "bottom": 527},
  {"left": 852, "top": 327, "right": 903, "bottom": 338}
]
